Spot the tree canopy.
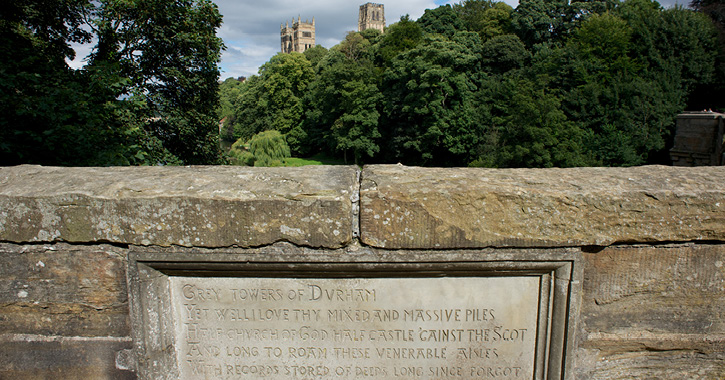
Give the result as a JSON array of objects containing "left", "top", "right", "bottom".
[
  {"left": 219, "top": 0, "right": 720, "bottom": 168},
  {"left": 1, "top": 0, "right": 224, "bottom": 166},
  {"left": 232, "top": 52, "right": 313, "bottom": 152},
  {"left": 11, "top": 0, "right": 717, "bottom": 167},
  {"left": 219, "top": 0, "right": 718, "bottom": 168}
]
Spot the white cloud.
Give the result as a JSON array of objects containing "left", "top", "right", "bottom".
[
  {"left": 66, "top": 0, "right": 686, "bottom": 78},
  {"left": 211, "top": 0, "right": 534, "bottom": 79},
  {"left": 215, "top": 0, "right": 447, "bottom": 79},
  {"left": 221, "top": 42, "right": 277, "bottom": 77}
]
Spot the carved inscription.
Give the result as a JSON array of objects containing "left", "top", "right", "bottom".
[{"left": 170, "top": 277, "right": 539, "bottom": 379}]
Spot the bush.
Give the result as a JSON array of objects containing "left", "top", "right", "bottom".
[
  {"left": 227, "top": 139, "right": 255, "bottom": 166},
  {"left": 228, "top": 130, "right": 291, "bottom": 166}
]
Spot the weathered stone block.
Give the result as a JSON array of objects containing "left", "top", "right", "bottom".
[
  {"left": 360, "top": 165, "right": 725, "bottom": 249},
  {"left": 0, "top": 165, "right": 359, "bottom": 248},
  {"left": 0, "top": 243, "right": 129, "bottom": 337},
  {"left": 581, "top": 244, "right": 725, "bottom": 335},
  {"left": 576, "top": 244, "right": 725, "bottom": 379},
  {"left": 575, "top": 350, "right": 725, "bottom": 380},
  {"left": 0, "top": 338, "right": 135, "bottom": 380}
]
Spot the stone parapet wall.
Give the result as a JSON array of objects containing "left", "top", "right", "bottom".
[
  {"left": 0, "top": 165, "right": 724, "bottom": 379},
  {"left": 360, "top": 165, "right": 725, "bottom": 248},
  {"left": 670, "top": 112, "right": 724, "bottom": 166},
  {"left": 0, "top": 165, "right": 358, "bottom": 248}
]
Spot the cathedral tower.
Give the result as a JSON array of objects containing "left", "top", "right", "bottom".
[
  {"left": 281, "top": 16, "right": 316, "bottom": 54},
  {"left": 358, "top": 3, "right": 385, "bottom": 33}
]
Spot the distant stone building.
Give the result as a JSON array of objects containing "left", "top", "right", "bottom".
[
  {"left": 358, "top": 3, "right": 385, "bottom": 32},
  {"left": 281, "top": 16, "right": 316, "bottom": 54},
  {"left": 670, "top": 112, "right": 724, "bottom": 166}
]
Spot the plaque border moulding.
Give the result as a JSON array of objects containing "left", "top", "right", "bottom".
[{"left": 127, "top": 249, "right": 581, "bottom": 380}]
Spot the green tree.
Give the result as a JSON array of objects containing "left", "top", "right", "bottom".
[
  {"left": 227, "top": 138, "right": 255, "bottom": 166},
  {"left": 555, "top": 5, "right": 719, "bottom": 165},
  {"left": 690, "top": 0, "right": 725, "bottom": 110},
  {"left": 217, "top": 77, "right": 244, "bottom": 143},
  {"left": 615, "top": 1, "right": 717, "bottom": 157},
  {"left": 616, "top": 0, "right": 717, "bottom": 91},
  {"left": 382, "top": 32, "right": 485, "bottom": 166},
  {"left": 512, "top": 0, "right": 614, "bottom": 47},
  {"left": 453, "top": 0, "right": 496, "bottom": 30},
  {"left": 490, "top": 78, "right": 588, "bottom": 168},
  {"left": 480, "top": 34, "right": 531, "bottom": 74},
  {"left": 248, "top": 130, "right": 291, "bottom": 167},
  {"left": 561, "top": 11, "right": 664, "bottom": 166},
  {"left": 233, "top": 52, "right": 314, "bottom": 153},
  {"left": 303, "top": 32, "right": 382, "bottom": 164},
  {"left": 662, "top": 4, "right": 721, "bottom": 110},
  {"left": 337, "top": 31, "right": 374, "bottom": 62},
  {"left": 0, "top": 0, "right": 225, "bottom": 166},
  {"left": 376, "top": 15, "right": 424, "bottom": 65},
  {"left": 91, "top": 0, "right": 225, "bottom": 165},
  {"left": 0, "top": 0, "right": 133, "bottom": 165},
  {"left": 417, "top": 5, "right": 467, "bottom": 38},
  {"left": 453, "top": 0, "right": 514, "bottom": 41},
  {"left": 227, "top": 130, "right": 291, "bottom": 167},
  {"left": 360, "top": 27, "right": 383, "bottom": 44},
  {"left": 512, "top": 0, "right": 569, "bottom": 46},
  {"left": 511, "top": 2, "right": 719, "bottom": 166},
  {"left": 303, "top": 45, "right": 329, "bottom": 68},
  {"left": 570, "top": 12, "right": 637, "bottom": 83},
  {"left": 691, "top": 0, "right": 725, "bottom": 35}
]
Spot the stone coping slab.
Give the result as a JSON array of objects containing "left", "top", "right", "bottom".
[
  {"left": 0, "top": 165, "right": 359, "bottom": 248},
  {"left": 2, "top": 165, "right": 724, "bottom": 249},
  {"left": 360, "top": 165, "right": 725, "bottom": 248}
]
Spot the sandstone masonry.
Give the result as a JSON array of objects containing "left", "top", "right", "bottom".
[
  {"left": 0, "top": 164, "right": 724, "bottom": 379},
  {"left": 359, "top": 3, "right": 385, "bottom": 32},
  {"left": 281, "top": 16, "right": 316, "bottom": 54}
]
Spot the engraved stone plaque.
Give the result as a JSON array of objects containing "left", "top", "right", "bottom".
[
  {"left": 128, "top": 252, "right": 579, "bottom": 380},
  {"left": 173, "top": 277, "right": 537, "bottom": 379}
]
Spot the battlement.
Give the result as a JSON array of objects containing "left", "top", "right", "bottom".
[
  {"left": 359, "top": 2, "right": 385, "bottom": 32},
  {"left": 281, "top": 16, "right": 316, "bottom": 54}
]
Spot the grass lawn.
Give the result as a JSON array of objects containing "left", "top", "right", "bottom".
[{"left": 283, "top": 153, "right": 347, "bottom": 167}]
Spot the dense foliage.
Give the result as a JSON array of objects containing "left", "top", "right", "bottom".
[
  {"left": 228, "top": 130, "right": 291, "bottom": 167},
  {"left": 1, "top": 0, "right": 224, "bottom": 166},
  {"left": 224, "top": 0, "right": 721, "bottom": 167}
]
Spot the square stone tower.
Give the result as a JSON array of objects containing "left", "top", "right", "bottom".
[
  {"left": 281, "top": 16, "right": 316, "bottom": 54},
  {"left": 358, "top": 3, "right": 385, "bottom": 32}
]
